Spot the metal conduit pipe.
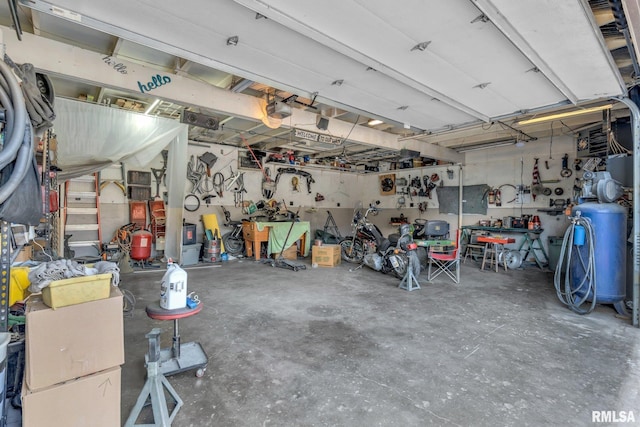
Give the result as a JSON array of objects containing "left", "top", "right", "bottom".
[{"left": 615, "top": 96, "right": 640, "bottom": 326}]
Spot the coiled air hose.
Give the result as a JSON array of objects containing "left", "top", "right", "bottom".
[
  {"left": 554, "top": 213, "right": 597, "bottom": 314},
  {"left": 0, "top": 57, "right": 31, "bottom": 204}
]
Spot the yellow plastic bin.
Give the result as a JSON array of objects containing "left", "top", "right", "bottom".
[
  {"left": 42, "top": 273, "right": 112, "bottom": 309},
  {"left": 9, "top": 267, "right": 31, "bottom": 307}
]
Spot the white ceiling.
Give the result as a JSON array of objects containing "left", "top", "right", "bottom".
[{"left": 3, "top": 0, "right": 634, "bottom": 161}]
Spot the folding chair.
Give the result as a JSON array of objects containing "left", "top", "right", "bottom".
[{"left": 427, "top": 230, "right": 461, "bottom": 283}]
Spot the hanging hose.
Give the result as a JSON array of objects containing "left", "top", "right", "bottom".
[
  {"left": 0, "top": 55, "right": 40, "bottom": 224},
  {"left": 0, "top": 58, "right": 28, "bottom": 171},
  {"left": 554, "top": 213, "right": 597, "bottom": 314}
]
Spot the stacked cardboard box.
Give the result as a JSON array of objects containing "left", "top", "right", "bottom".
[{"left": 21, "top": 287, "right": 124, "bottom": 427}]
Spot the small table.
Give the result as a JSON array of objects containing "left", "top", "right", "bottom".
[
  {"left": 461, "top": 226, "right": 548, "bottom": 269},
  {"left": 477, "top": 236, "right": 516, "bottom": 272},
  {"left": 145, "top": 302, "right": 208, "bottom": 377}
]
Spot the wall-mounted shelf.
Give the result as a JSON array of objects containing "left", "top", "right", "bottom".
[{"left": 263, "top": 160, "right": 456, "bottom": 175}]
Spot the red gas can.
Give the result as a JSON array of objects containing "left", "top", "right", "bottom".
[{"left": 131, "top": 230, "right": 153, "bottom": 261}]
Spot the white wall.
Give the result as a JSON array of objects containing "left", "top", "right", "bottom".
[
  {"left": 98, "top": 135, "right": 577, "bottom": 260},
  {"left": 367, "top": 135, "right": 576, "bottom": 257}
]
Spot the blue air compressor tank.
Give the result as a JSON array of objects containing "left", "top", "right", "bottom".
[{"left": 571, "top": 202, "right": 627, "bottom": 303}]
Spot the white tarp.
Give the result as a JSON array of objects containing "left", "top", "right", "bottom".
[{"left": 53, "top": 98, "right": 188, "bottom": 262}]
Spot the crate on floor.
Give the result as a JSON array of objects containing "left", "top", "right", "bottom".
[
  {"left": 181, "top": 243, "right": 201, "bottom": 266},
  {"left": 271, "top": 244, "right": 297, "bottom": 260},
  {"left": 312, "top": 244, "right": 341, "bottom": 267}
]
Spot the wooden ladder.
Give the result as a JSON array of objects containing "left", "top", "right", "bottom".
[{"left": 64, "top": 173, "right": 102, "bottom": 259}]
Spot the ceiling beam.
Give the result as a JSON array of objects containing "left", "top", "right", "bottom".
[
  {"left": 30, "top": 9, "right": 41, "bottom": 36},
  {"left": 622, "top": 0, "right": 640, "bottom": 67},
  {"left": 2, "top": 25, "right": 464, "bottom": 163}
]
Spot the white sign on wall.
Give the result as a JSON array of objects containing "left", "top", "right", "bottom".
[{"left": 294, "top": 128, "right": 342, "bottom": 145}]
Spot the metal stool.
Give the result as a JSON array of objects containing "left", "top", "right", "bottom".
[
  {"left": 144, "top": 302, "right": 208, "bottom": 377},
  {"left": 463, "top": 244, "right": 485, "bottom": 263}
]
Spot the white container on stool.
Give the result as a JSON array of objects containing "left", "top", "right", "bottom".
[{"left": 160, "top": 261, "right": 187, "bottom": 310}]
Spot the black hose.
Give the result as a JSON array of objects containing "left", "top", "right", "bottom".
[
  {"left": 0, "top": 57, "right": 33, "bottom": 206},
  {"left": 0, "top": 59, "right": 27, "bottom": 169}
]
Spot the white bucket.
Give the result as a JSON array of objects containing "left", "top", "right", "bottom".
[{"left": 160, "top": 262, "right": 188, "bottom": 310}]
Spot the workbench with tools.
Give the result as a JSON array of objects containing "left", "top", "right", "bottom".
[
  {"left": 242, "top": 221, "right": 310, "bottom": 260},
  {"left": 461, "top": 226, "right": 549, "bottom": 270}
]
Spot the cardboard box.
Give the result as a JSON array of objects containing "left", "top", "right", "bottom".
[
  {"left": 25, "top": 287, "right": 124, "bottom": 391},
  {"left": 22, "top": 366, "right": 121, "bottom": 427},
  {"left": 13, "top": 244, "right": 32, "bottom": 263},
  {"left": 272, "top": 244, "right": 297, "bottom": 260},
  {"left": 312, "top": 244, "right": 341, "bottom": 267},
  {"left": 42, "top": 273, "right": 112, "bottom": 309}
]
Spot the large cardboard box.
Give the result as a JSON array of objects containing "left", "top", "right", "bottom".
[
  {"left": 22, "top": 366, "right": 121, "bottom": 427},
  {"left": 312, "top": 244, "right": 341, "bottom": 267},
  {"left": 25, "top": 286, "right": 124, "bottom": 391}
]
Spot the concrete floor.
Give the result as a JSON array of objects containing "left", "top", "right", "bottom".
[{"left": 120, "top": 258, "right": 640, "bottom": 426}]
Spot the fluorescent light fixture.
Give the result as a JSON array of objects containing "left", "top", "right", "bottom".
[
  {"left": 144, "top": 99, "right": 161, "bottom": 115},
  {"left": 367, "top": 119, "right": 383, "bottom": 126},
  {"left": 456, "top": 140, "right": 515, "bottom": 153},
  {"left": 230, "top": 79, "right": 254, "bottom": 93},
  {"left": 516, "top": 104, "right": 614, "bottom": 125}
]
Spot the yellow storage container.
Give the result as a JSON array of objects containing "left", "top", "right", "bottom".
[
  {"left": 10, "top": 266, "right": 31, "bottom": 306},
  {"left": 42, "top": 273, "right": 112, "bottom": 309}
]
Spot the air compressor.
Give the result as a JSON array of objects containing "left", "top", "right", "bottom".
[
  {"left": 160, "top": 259, "right": 187, "bottom": 310},
  {"left": 554, "top": 171, "right": 627, "bottom": 315}
]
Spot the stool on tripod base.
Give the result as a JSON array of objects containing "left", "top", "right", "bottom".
[
  {"left": 124, "top": 328, "right": 183, "bottom": 426},
  {"left": 399, "top": 244, "right": 421, "bottom": 291}
]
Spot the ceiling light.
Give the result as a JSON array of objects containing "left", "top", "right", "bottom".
[
  {"left": 515, "top": 139, "right": 526, "bottom": 148},
  {"left": 516, "top": 104, "right": 614, "bottom": 125},
  {"left": 144, "top": 99, "right": 160, "bottom": 115},
  {"left": 456, "top": 140, "right": 515, "bottom": 153},
  {"left": 367, "top": 119, "right": 383, "bottom": 126},
  {"left": 230, "top": 79, "right": 254, "bottom": 93}
]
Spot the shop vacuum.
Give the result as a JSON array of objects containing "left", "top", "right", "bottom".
[{"left": 554, "top": 171, "right": 627, "bottom": 315}]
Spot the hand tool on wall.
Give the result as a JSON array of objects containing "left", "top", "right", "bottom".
[
  {"left": 151, "top": 167, "right": 165, "bottom": 199},
  {"left": 561, "top": 154, "right": 572, "bottom": 177},
  {"left": 212, "top": 172, "right": 225, "bottom": 197},
  {"left": 531, "top": 158, "right": 541, "bottom": 201},
  {"left": 274, "top": 167, "right": 315, "bottom": 194}
]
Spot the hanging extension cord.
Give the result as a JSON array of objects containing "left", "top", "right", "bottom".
[{"left": 554, "top": 213, "right": 597, "bottom": 314}]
